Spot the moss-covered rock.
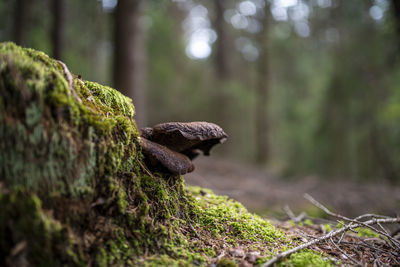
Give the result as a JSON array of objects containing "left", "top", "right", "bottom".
[{"left": 0, "top": 43, "right": 331, "bottom": 266}]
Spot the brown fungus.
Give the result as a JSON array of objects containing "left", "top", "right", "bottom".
[
  {"left": 139, "top": 137, "right": 195, "bottom": 175},
  {"left": 138, "top": 122, "right": 227, "bottom": 175},
  {"left": 139, "top": 127, "right": 153, "bottom": 140},
  {"left": 146, "top": 122, "right": 228, "bottom": 159}
]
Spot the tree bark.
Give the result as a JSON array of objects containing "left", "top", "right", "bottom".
[
  {"left": 255, "top": 5, "right": 270, "bottom": 163},
  {"left": 51, "top": 0, "right": 66, "bottom": 60},
  {"left": 114, "top": 0, "right": 147, "bottom": 127}
]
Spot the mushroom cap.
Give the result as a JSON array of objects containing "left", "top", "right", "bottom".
[
  {"left": 140, "top": 127, "right": 153, "bottom": 140},
  {"left": 149, "top": 122, "right": 228, "bottom": 159},
  {"left": 139, "top": 137, "right": 195, "bottom": 175}
]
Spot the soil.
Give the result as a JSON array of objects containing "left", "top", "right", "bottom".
[{"left": 184, "top": 157, "right": 400, "bottom": 218}]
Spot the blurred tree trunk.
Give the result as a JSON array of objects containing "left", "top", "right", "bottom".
[
  {"left": 114, "top": 0, "right": 147, "bottom": 127},
  {"left": 51, "top": 0, "right": 65, "bottom": 60},
  {"left": 13, "top": 0, "right": 32, "bottom": 45},
  {"left": 391, "top": 0, "right": 400, "bottom": 40},
  {"left": 213, "top": 0, "right": 231, "bottom": 132},
  {"left": 255, "top": 5, "right": 270, "bottom": 163},
  {"left": 214, "top": 0, "right": 231, "bottom": 80},
  {"left": 391, "top": 0, "right": 400, "bottom": 58}
]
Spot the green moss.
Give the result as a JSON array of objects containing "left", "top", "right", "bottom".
[
  {"left": 281, "top": 250, "right": 333, "bottom": 267},
  {"left": 84, "top": 81, "right": 134, "bottom": 118},
  {"left": 95, "top": 248, "right": 108, "bottom": 267},
  {"left": 0, "top": 188, "right": 85, "bottom": 266},
  {"left": 95, "top": 228, "right": 136, "bottom": 266},
  {"left": 323, "top": 224, "right": 333, "bottom": 232},
  {"left": 188, "top": 187, "right": 284, "bottom": 243},
  {"left": 354, "top": 227, "right": 380, "bottom": 238},
  {"left": 106, "top": 177, "right": 129, "bottom": 214},
  {"left": 256, "top": 250, "right": 333, "bottom": 267},
  {"left": 139, "top": 254, "right": 198, "bottom": 267},
  {"left": 304, "top": 219, "right": 313, "bottom": 226},
  {"left": 217, "top": 257, "right": 238, "bottom": 267},
  {"left": 336, "top": 221, "right": 345, "bottom": 228}
]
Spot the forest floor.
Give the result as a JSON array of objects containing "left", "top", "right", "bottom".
[
  {"left": 185, "top": 158, "right": 400, "bottom": 266},
  {"left": 185, "top": 157, "right": 400, "bottom": 219}
]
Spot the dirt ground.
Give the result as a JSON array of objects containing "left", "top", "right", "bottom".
[{"left": 184, "top": 158, "right": 400, "bottom": 218}]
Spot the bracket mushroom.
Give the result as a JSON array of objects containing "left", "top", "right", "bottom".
[{"left": 139, "top": 122, "right": 227, "bottom": 175}]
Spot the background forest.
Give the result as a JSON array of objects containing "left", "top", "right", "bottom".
[{"left": 2, "top": 0, "right": 400, "bottom": 184}]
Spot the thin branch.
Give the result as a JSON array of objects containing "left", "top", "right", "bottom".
[
  {"left": 354, "top": 214, "right": 391, "bottom": 220},
  {"left": 338, "top": 232, "right": 346, "bottom": 244},
  {"left": 57, "top": 60, "right": 82, "bottom": 103},
  {"left": 376, "top": 222, "right": 390, "bottom": 236},
  {"left": 304, "top": 193, "right": 400, "bottom": 249},
  {"left": 284, "top": 205, "right": 307, "bottom": 223},
  {"left": 138, "top": 160, "right": 154, "bottom": 178},
  {"left": 329, "top": 237, "right": 363, "bottom": 266},
  {"left": 284, "top": 205, "right": 296, "bottom": 221},
  {"left": 189, "top": 223, "right": 201, "bottom": 239},
  {"left": 351, "top": 239, "right": 400, "bottom": 260},
  {"left": 260, "top": 217, "right": 400, "bottom": 267}
]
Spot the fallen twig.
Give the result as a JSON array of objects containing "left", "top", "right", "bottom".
[
  {"left": 283, "top": 205, "right": 296, "bottom": 221},
  {"left": 138, "top": 160, "right": 154, "bottom": 178},
  {"left": 329, "top": 237, "right": 363, "bottom": 266},
  {"left": 304, "top": 193, "right": 400, "bottom": 249},
  {"left": 261, "top": 205, "right": 400, "bottom": 267},
  {"left": 283, "top": 205, "right": 308, "bottom": 224}
]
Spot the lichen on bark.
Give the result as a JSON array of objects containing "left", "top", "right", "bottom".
[{"left": 0, "top": 43, "right": 332, "bottom": 266}]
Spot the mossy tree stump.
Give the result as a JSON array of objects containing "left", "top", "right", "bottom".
[{"left": 0, "top": 43, "right": 332, "bottom": 267}]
